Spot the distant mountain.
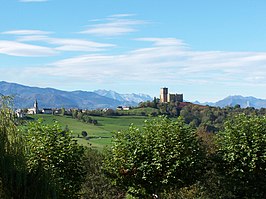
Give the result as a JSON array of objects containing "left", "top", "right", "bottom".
[
  {"left": 198, "top": 95, "right": 266, "bottom": 109},
  {"left": 94, "top": 89, "right": 152, "bottom": 105},
  {"left": 0, "top": 81, "right": 148, "bottom": 109},
  {"left": 3, "top": 81, "right": 265, "bottom": 110}
]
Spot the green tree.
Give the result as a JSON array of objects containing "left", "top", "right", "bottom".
[
  {"left": 104, "top": 116, "right": 205, "bottom": 198},
  {"left": 0, "top": 96, "right": 27, "bottom": 198},
  {"left": 216, "top": 114, "right": 266, "bottom": 198},
  {"left": 81, "top": 149, "right": 125, "bottom": 199},
  {"left": 81, "top": 130, "right": 88, "bottom": 137},
  {"left": 72, "top": 109, "right": 78, "bottom": 119},
  {"left": 61, "top": 107, "right": 65, "bottom": 116},
  {"left": 24, "top": 120, "right": 86, "bottom": 198}
]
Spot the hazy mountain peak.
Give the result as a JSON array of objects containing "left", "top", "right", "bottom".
[
  {"left": 201, "top": 95, "right": 266, "bottom": 109},
  {"left": 94, "top": 89, "right": 153, "bottom": 104}
]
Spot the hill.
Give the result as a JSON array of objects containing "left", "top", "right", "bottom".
[
  {"left": 28, "top": 114, "right": 148, "bottom": 150},
  {"left": 0, "top": 81, "right": 152, "bottom": 109}
]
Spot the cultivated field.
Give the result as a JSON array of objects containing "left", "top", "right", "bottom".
[{"left": 28, "top": 114, "right": 148, "bottom": 150}]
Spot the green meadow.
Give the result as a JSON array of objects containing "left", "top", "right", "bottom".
[{"left": 28, "top": 114, "right": 148, "bottom": 150}]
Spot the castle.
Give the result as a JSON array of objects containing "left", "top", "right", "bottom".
[{"left": 160, "top": 87, "right": 183, "bottom": 103}]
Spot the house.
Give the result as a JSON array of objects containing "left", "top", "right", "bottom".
[
  {"left": 122, "top": 107, "right": 131, "bottom": 111},
  {"left": 42, "top": 108, "right": 53, "bottom": 114},
  {"left": 116, "top": 106, "right": 123, "bottom": 111},
  {"left": 116, "top": 106, "right": 131, "bottom": 111},
  {"left": 15, "top": 109, "right": 26, "bottom": 118}
]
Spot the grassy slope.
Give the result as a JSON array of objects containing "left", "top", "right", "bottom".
[{"left": 28, "top": 114, "right": 148, "bottom": 150}]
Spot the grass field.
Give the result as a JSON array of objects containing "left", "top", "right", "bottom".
[{"left": 28, "top": 114, "right": 148, "bottom": 150}]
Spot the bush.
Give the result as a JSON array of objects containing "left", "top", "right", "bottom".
[
  {"left": 0, "top": 96, "right": 27, "bottom": 198},
  {"left": 104, "top": 116, "right": 206, "bottom": 198},
  {"left": 214, "top": 114, "right": 266, "bottom": 198},
  {"left": 24, "top": 120, "right": 86, "bottom": 198},
  {"left": 81, "top": 149, "right": 125, "bottom": 199}
]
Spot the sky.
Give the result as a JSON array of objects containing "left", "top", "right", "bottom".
[{"left": 1, "top": 0, "right": 266, "bottom": 102}]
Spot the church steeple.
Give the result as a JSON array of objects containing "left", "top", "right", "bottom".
[{"left": 34, "top": 99, "right": 38, "bottom": 114}]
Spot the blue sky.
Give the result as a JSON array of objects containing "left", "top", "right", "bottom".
[{"left": 1, "top": 0, "right": 266, "bottom": 102}]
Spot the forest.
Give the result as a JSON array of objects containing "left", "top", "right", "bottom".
[{"left": 1, "top": 96, "right": 266, "bottom": 199}]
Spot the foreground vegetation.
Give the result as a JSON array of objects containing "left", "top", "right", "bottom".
[{"left": 1, "top": 96, "right": 266, "bottom": 198}]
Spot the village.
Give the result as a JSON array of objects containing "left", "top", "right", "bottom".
[{"left": 15, "top": 87, "right": 184, "bottom": 118}]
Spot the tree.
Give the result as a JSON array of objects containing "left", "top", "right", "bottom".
[
  {"left": 24, "top": 120, "right": 86, "bottom": 198},
  {"left": 81, "top": 149, "right": 125, "bottom": 199},
  {"left": 216, "top": 114, "right": 266, "bottom": 198},
  {"left": 104, "top": 116, "right": 205, "bottom": 197},
  {"left": 82, "top": 130, "right": 88, "bottom": 137},
  {"left": 0, "top": 96, "right": 27, "bottom": 198},
  {"left": 61, "top": 107, "right": 65, "bottom": 116},
  {"left": 72, "top": 109, "right": 78, "bottom": 119}
]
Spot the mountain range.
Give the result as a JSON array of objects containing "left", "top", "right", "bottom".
[
  {"left": 0, "top": 81, "right": 152, "bottom": 109},
  {"left": 1, "top": 81, "right": 266, "bottom": 109},
  {"left": 199, "top": 95, "right": 266, "bottom": 109}
]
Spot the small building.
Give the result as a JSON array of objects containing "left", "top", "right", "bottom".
[
  {"left": 116, "top": 106, "right": 123, "bottom": 111},
  {"left": 15, "top": 109, "right": 26, "bottom": 118},
  {"left": 122, "top": 107, "right": 131, "bottom": 111},
  {"left": 42, "top": 108, "right": 53, "bottom": 114},
  {"left": 116, "top": 106, "right": 131, "bottom": 111}
]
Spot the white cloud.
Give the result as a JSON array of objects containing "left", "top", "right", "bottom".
[
  {"left": 0, "top": 40, "right": 57, "bottom": 57},
  {"left": 80, "top": 14, "right": 147, "bottom": 36},
  {"left": 135, "top": 38, "right": 188, "bottom": 47},
  {"left": 25, "top": 37, "right": 266, "bottom": 87},
  {"left": 19, "top": 0, "right": 48, "bottom": 2},
  {"left": 2, "top": 29, "right": 52, "bottom": 35},
  {"left": 17, "top": 35, "right": 115, "bottom": 52}
]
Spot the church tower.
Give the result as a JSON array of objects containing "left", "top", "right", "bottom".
[{"left": 34, "top": 99, "right": 39, "bottom": 114}]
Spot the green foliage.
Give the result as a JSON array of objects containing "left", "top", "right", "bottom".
[
  {"left": 81, "top": 149, "right": 125, "bottom": 199},
  {"left": 104, "top": 116, "right": 206, "bottom": 197},
  {"left": 81, "top": 130, "right": 88, "bottom": 137},
  {"left": 24, "top": 120, "right": 86, "bottom": 198},
  {"left": 215, "top": 114, "right": 266, "bottom": 198},
  {"left": 117, "top": 107, "right": 159, "bottom": 116},
  {"left": 61, "top": 108, "right": 65, "bottom": 116},
  {"left": 0, "top": 96, "right": 27, "bottom": 198}
]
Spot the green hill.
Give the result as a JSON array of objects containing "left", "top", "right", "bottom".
[{"left": 27, "top": 114, "right": 148, "bottom": 150}]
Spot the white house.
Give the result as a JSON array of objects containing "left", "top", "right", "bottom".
[
  {"left": 15, "top": 109, "right": 26, "bottom": 118},
  {"left": 42, "top": 108, "right": 53, "bottom": 114}
]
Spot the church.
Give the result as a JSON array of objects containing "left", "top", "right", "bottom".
[{"left": 27, "top": 99, "right": 39, "bottom": 114}]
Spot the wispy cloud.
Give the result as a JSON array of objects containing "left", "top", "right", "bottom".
[
  {"left": 17, "top": 35, "right": 115, "bottom": 52},
  {"left": 2, "top": 29, "right": 52, "bottom": 35},
  {"left": 19, "top": 0, "right": 48, "bottom": 2},
  {"left": 135, "top": 38, "right": 188, "bottom": 47},
  {"left": 1, "top": 28, "right": 115, "bottom": 55},
  {"left": 80, "top": 14, "right": 147, "bottom": 36},
  {"left": 0, "top": 40, "right": 57, "bottom": 57},
  {"left": 25, "top": 37, "right": 266, "bottom": 87}
]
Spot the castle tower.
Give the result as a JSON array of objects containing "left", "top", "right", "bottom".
[
  {"left": 34, "top": 99, "right": 39, "bottom": 114},
  {"left": 160, "top": 87, "right": 168, "bottom": 103}
]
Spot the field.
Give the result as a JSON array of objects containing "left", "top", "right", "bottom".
[{"left": 28, "top": 114, "right": 148, "bottom": 150}]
